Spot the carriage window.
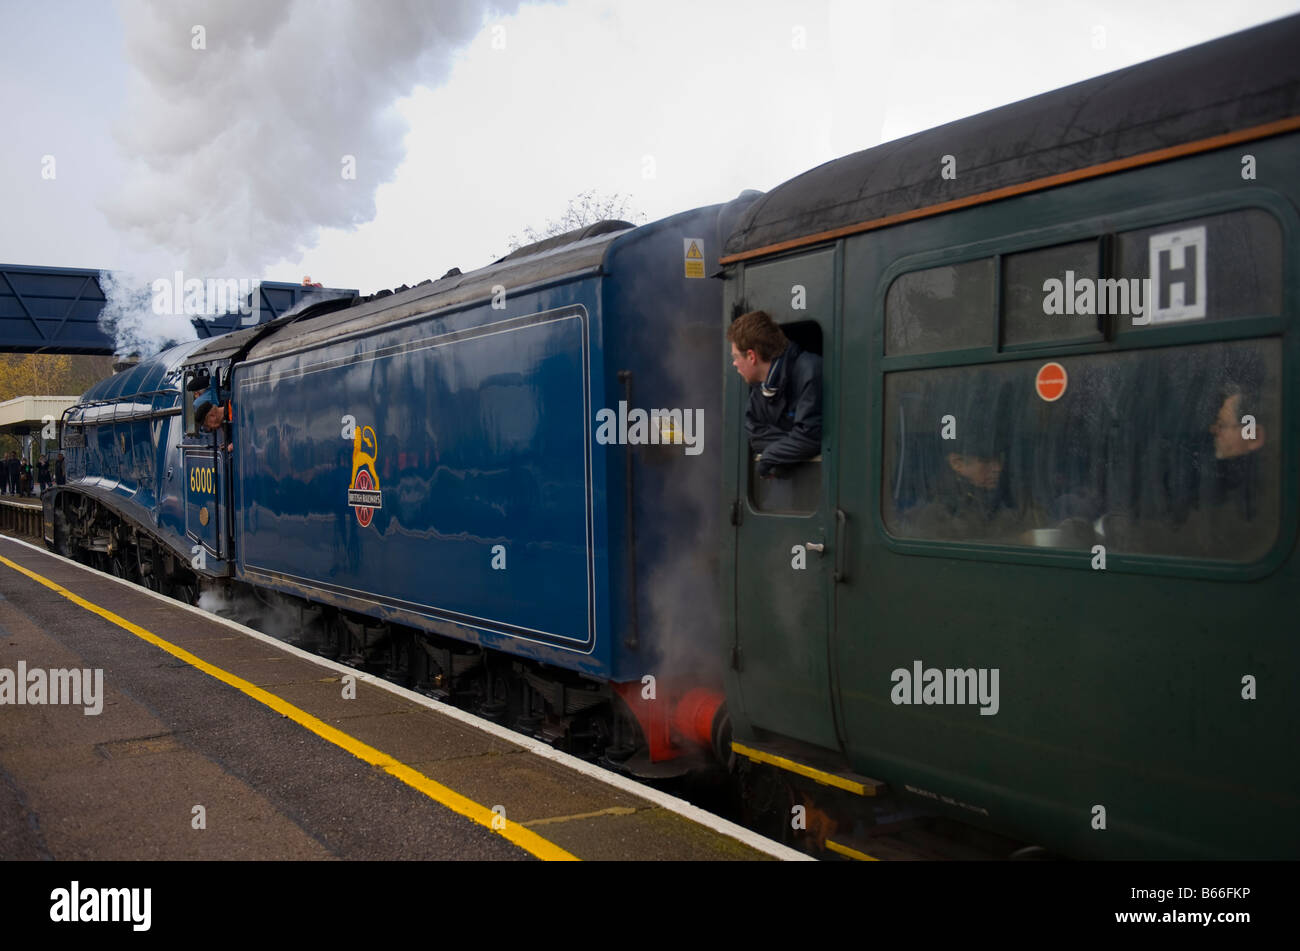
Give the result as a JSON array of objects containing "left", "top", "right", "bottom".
[
  {"left": 885, "top": 258, "right": 994, "bottom": 356},
  {"left": 1002, "top": 239, "right": 1103, "bottom": 347},
  {"left": 882, "top": 338, "right": 1281, "bottom": 561},
  {"left": 1116, "top": 209, "right": 1282, "bottom": 327},
  {"left": 747, "top": 320, "right": 823, "bottom": 515}
]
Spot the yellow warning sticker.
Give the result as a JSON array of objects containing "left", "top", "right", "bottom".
[{"left": 684, "top": 238, "right": 705, "bottom": 279}]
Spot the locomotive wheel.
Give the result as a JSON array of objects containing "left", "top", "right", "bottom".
[
  {"left": 601, "top": 687, "right": 649, "bottom": 765},
  {"left": 477, "top": 669, "right": 511, "bottom": 724},
  {"left": 138, "top": 550, "right": 162, "bottom": 593},
  {"left": 739, "top": 763, "right": 802, "bottom": 849},
  {"left": 712, "top": 707, "right": 736, "bottom": 772},
  {"left": 169, "top": 580, "right": 199, "bottom": 606},
  {"left": 316, "top": 612, "right": 343, "bottom": 660}
]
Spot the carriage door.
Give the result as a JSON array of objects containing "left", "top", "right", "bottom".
[{"left": 728, "top": 248, "right": 841, "bottom": 752}]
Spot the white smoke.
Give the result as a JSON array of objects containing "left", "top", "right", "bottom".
[
  {"left": 198, "top": 586, "right": 307, "bottom": 642},
  {"left": 97, "top": 268, "right": 198, "bottom": 357},
  {"left": 99, "top": 0, "right": 519, "bottom": 353}
]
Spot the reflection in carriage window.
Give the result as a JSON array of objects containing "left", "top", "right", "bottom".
[
  {"left": 886, "top": 258, "right": 994, "bottom": 356},
  {"left": 882, "top": 339, "right": 1281, "bottom": 561},
  {"left": 1002, "top": 239, "right": 1102, "bottom": 347}
]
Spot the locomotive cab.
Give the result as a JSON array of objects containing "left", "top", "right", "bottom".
[{"left": 181, "top": 360, "right": 234, "bottom": 571}]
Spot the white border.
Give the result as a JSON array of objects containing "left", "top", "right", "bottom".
[{"left": 0, "top": 533, "right": 813, "bottom": 862}]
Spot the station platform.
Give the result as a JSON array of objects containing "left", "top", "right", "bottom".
[
  {"left": 0, "top": 534, "right": 807, "bottom": 861},
  {"left": 0, "top": 497, "right": 43, "bottom": 541}
]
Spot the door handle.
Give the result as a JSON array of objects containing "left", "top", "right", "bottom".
[
  {"left": 833, "top": 509, "right": 848, "bottom": 582},
  {"left": 805, "top": 542, "right": 824, "bottom": 553}
]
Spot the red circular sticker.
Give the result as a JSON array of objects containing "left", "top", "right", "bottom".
[
  {"left": 354, "top": 469, "right": 374, "bottom": 527},
  {"left": 1035, "top": 362, "right": 1068, "bottom": 402}
]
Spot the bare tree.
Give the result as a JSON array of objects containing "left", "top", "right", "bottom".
[{"left": 500, "top": 190, "right": 648, "bottom": 255}]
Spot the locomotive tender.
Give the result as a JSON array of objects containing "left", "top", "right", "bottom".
[
  {"left": 47, "top": 15, "right": 1299, "bottom": 859},
  {"left": 50, "top": 199, "right": 757, "bottom": 778}
]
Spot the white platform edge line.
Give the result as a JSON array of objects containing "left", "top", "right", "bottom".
[{"left": 1, "top": 533, "right": 815, "bottom": 862}]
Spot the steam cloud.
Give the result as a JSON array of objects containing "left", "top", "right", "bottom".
[
  {"left": 198, "top": 587, "right": 307, "bottom": 643},
  {"left": 97, "top": 267, "right": 199, "bottom": 357},
  {"left": 99, "top": 0, "right": 519, "bottom": 354}
]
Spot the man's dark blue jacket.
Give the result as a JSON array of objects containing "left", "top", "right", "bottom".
[{"left": 745, "top": 342, "right": 823, "bottom": 477}]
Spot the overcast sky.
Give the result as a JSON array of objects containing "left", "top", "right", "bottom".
[{"left": 2, "top": 0, "right": 1297, "bottom": 298}]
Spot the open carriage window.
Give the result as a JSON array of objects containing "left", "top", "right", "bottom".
[{"left": 748, "top": 320, "right": 824, "bottom": 515}]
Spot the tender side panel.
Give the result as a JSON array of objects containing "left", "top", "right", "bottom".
[{"left": 235, "top": 306, "right": 595, "bottom": 654}]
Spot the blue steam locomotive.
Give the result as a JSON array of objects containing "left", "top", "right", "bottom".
[{"left": 48, "top": 197, "right": 758, "bottom": 778}]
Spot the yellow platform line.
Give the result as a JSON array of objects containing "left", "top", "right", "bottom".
[
  {"left": 826, "top": 838, "right": 878, "bottom": 862},
  {"left": 732, "top": 741, "right": 875, "bottom": 796},
  {"left": 0, "top": 554, "right": 578, "bottom": 862}
]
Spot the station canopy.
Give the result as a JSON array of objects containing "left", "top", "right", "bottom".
[{"left": 0, "top": 394, "right": 80, "bottom": 437}]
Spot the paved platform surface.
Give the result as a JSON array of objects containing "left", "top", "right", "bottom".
[{"left": 0, "top": 535, "right": 799, "bottom": 861}]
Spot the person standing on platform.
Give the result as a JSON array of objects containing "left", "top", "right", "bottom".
[
  {"left": 55, "top": 453, "right": 67, "bottom": 486},
  {"left": 37, "top": 456, "right": 52, "bottom": 494}
]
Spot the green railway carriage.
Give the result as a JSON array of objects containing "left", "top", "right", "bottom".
[{"left": 719, "top": 15, "right": 1300, "bottom": 858}]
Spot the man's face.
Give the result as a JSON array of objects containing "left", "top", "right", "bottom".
[
  {"left": 1210, "top": 393, "right": 1263, "bottom": 459},
  {"left": 948, "top": 453, "right": 1004, "bottom": 490},
  {"left": 202, "top": 405, "right": 224, "bottom": 432},
  {"left": 730, "top": 343, "right": 762, "bottom": 384}
]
